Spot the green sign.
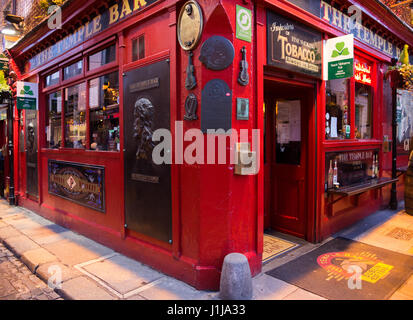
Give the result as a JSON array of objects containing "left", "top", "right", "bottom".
[
  {"left": 236, "top": 5, "right": 252, "bottom": 43},
  {"left": 17, "top": 97, "right": 36, "bottom": 110},
  {"left": 324, "top": 35, "right": 354, "bottom": 80},
  {"left": 16, "top": 82, "right": 38, "bottom": 110}
]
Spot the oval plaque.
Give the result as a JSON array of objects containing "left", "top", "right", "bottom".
[
  {"left": 177, "top": 1, "right": 203, "bottom": 51},
  {"left": 199, "top": 36, "right": 235, "bottom": 71}
]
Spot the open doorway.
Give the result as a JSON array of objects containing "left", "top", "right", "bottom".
[{"left": 263, "top": 78, "right": 315, "bottom": 241}]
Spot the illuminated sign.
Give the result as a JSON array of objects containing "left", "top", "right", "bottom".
[{"left": 355, "top": 60, "right": 372, "bottom": 85}]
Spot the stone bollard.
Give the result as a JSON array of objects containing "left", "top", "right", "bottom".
[{"left": 219, "top": 253, "right": 253, "bottom": 300}]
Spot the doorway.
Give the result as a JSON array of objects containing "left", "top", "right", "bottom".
[{"left": 264, "top": 79, "right": 314, "bottom": 240}]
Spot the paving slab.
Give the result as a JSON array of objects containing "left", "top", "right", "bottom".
[
  {"left": 252, "top": 274, "right": 298, "bottom": 300},
  {"left": 21, "top": 248, "right": 58, "bottom": 272},
  {"left": 56, "top": 276, "right": 116, "bottom": 300},
  {"left": 0, "top": 226, "right": 22, "bottom": 241},
  {"left": 43, "top": 239, "right": 113, "bottom": 266},
  {"left": 21, "top": 225, "right": 71, "bottom": 245},
  {"left": 0, "top": 227, "right": 16, "bottom": 243},
  {"left": 137, "top": 277, "right": 213, "bottom": 300},
  {"left": 36, "top": 262, "right": 82, "bottom": 284},
  {"left": 4, "top": 217, "right": 49, "bottom": 231},
  {"left": 389, "top": 291, "right": 413, "bottom": 300},
  {"left": 3, "top": 235, "right": 40, "bottom": 257},
  {"left": 80, "top": 254, "right": 164, "bottom": 295},
  {"left": 282, "top": 288, "right": 326, "bottom": 300}
]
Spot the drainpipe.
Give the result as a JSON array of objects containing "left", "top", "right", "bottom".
[{"left": 389, "top": 58, "right": 398, "bottom": 210}]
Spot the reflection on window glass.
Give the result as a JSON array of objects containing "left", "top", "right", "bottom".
[
  {"left": 88, "top": 45, "right": 116, "bottom": 70},
  {"left": 64, "top": 83, "right": 86, "bottom": 148},
  {"left": 46, "top": 91, "right": 62, "bottom": 149},
  {"left": 63, "top": 60, "right": 83, "bottom": 80},
  {"left": 355, "top": 82, "right": 372, "bottom": 139},
  {"left": 89, "top": 72, "right": 119, "bottom": 151},
  {"left": 325, "top": 79, "right": 350, "bottom": 140},
  {"left": 45, "top": 71, "right": 60, "bottom": 87}
]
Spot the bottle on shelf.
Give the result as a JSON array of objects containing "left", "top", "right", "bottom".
[
  {"left": 333, "top": 160, "right": 339, "bottom": 188},
  {"left": 328, "top": 160, "right": 333, "bottom": 189}
]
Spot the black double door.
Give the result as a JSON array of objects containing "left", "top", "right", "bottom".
[
  {"left": 25, "top": 110, "right": 38, "bottom": 197},
  {"left": 123, "top": 60, "right": 172, "bottom": 243}
]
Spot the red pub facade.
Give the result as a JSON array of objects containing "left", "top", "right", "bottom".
[{"left": 5, "top": 0, "right": 413, "bottom": 290}]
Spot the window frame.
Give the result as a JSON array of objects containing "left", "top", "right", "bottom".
[
  {"left": 85, "top": 40, "right": 118, "bottom": 78},
  {"left": 323, "top": 50, "right": 378, "bottom": 145},
  {"left": 41, "top": 41, "right": 120, "bottom": 153}
]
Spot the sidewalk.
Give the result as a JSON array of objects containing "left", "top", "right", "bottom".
[{"left": 1, "top": 199, "right": 413, "bottom": 300}]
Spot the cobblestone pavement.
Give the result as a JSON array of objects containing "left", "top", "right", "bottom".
[{"left": 0, "top": 242, "right": 62, "bottom": 300}]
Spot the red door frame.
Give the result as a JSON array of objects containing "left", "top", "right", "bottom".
[{"left": 262, "top": 73, "right": 318, "bottom": 241}]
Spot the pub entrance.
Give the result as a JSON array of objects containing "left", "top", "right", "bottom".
[{"left": 263, "top": 78, "right": 315, "bottom": 240}]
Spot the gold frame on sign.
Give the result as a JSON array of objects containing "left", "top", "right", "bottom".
[{"left": 177, "top": 0, "right": 204, "bottom": 51}]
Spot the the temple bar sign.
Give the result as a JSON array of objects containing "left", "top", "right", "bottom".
[
  {"left": 267, "top": 11, "right": 322, "bottom": 78},
  {"left": 16, "top": 82, "right": 38, "bottom": 110},
  {"left": 28, "top": 0, "right": 158, "bottom": 71},
  {"left": 320, "top": 1, "right": 402, "bottom": 59}
]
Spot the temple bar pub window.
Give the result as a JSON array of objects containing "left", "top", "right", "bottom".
[
  {"left": 325, "top": 78, "right": 350, "bottom": 140},
  {"left": 354, "top": 57, "right": 373, "bottom": 140},
  {"left": 89, "top": 72, "right": 120, "bottom": 151},
  {"left": 64, "top": 83, "right": 86, "bottom": 149},
  {"left": 63, "top": 60, "right": 83, "bottom": 80},
  {"left": 88, "top": 45, "right": 116, "bottom": 71},
  {"left": 45, "top": 71, "right": 60, "bottom": 88},
  {"left": 43, "top": 43, "right": 119, "bottom": 152},
  {"left": 46, "top": 91, "right": 62, "bottom": 149}
]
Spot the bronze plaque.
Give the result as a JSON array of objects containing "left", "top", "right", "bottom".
[
  {"left": 124, "top": 60, "right": 172, "bottom": 243},
  {"left": 201, "top": 79, "right": 232, "bottom": 132},
  {"left": 199, "top": 36, "right": 235, "bottom": 71},
  {"left": 177, "top": 1, "right": 203, "bottom": 51}
]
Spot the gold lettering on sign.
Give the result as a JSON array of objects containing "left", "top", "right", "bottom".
[
  {"left": 134, "top": 0, "right": 147, "bottom": 11},
  {"left": 331, "top": 7, "right": 342, "bottom": 29},
  {"left": 109, "top": 4, "right": 119, "bottom": 24},
  {"left": 93, "top": 15, "right": 102, "bottom": 33},
  {"left": 321, "top": 1, "right": 331, "bottom": 21},
  {"left": 120, "top": 0, "right": 132, "bottom": 19},
  {"left": 85, "top": 21, "right": 93, "bottom": 38}
]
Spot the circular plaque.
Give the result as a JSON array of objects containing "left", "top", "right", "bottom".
[
  {"left": 177, "top": 1, "right": 203, "bottom": 51},
  {"left": 199, "top": 36, "right": 235, "bottom": 71}
]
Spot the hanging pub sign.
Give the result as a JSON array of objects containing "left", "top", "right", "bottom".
[
  {"left": 267, "top": 10, "right": 322, "bottom": 78},
  {"left": 48, "top": 160, "right": 105, "bottom": 212},
  {"left": 16, "top": 81, "right": 38, "bottom": 110},
  {"left": 323, "top": 34, "right": 354, "bottom": 80},
  {"left": 28, "top": 0, "right": 159, "bottom": 71}
]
